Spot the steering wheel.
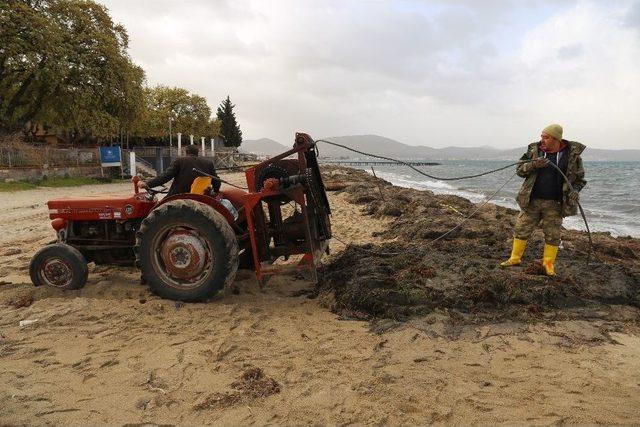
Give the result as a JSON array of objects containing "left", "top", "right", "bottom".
[
  {"left": 146, "top": 185, "right": 168, "bottom": 195},
  {"left": 144, "top": 185, "right": 168, "bottom": 200}
]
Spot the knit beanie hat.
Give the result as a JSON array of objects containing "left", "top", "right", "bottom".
[{"left": 542, "top": 124, "right": 563, "bottom": 140}]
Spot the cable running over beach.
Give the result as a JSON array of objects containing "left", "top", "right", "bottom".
[
  {"left": 314, "top": 139, "right": 523, "bottom": 181},
  {"left": 192, "top": 168, "right": 249, "bottom": 190},
  {"left": 314, "top": 139, "right": 592, "bottom": 263},
  {"left": 197, "top": 139, "right": 591, "bottom": 263},
  {"left": 333, "top": 172, "right": 518, "bottom": 257}
]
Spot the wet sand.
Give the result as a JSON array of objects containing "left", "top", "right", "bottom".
[{"left": 1, "top": 170, "right": 639, "bottom": 425}]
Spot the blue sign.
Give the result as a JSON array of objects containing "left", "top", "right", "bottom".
[{"left": 100, "top": 146, "right": 122, "bottom": 167}]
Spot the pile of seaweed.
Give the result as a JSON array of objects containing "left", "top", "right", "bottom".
[{"left": 320, "top": 167, "right": 640, "bottom": 322}]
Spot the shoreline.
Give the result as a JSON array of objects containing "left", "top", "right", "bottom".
[{"left": 359, "top": 165, "right": 640, "bottom": 239}]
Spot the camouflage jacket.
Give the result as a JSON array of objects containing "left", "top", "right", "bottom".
[{"left": 515, "top": 140, "right": 586, "bottom": 217}]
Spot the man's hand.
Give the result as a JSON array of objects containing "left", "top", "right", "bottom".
[
  {"left": 531, "top": 157, "right": 550, "bottom": 169},
  {"left": 139, "top": 181, "right": 148, "bottom": 189},
  {"left": 568, "top": 190, "right": 579, "bottom": 205}
]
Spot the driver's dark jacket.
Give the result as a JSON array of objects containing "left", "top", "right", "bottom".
[{"left": 146, "top": 154, "right": 220, "bottom": 196}]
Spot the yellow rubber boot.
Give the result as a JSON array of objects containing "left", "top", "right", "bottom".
[
  {"left": 542, "top": 243, "right": 559, "bottom": 276},
  {"left": 500, "top": 238, "right": 527, "bottom": 267}
]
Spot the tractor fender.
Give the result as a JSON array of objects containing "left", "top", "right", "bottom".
[
  {"left": 219, "top": 188, "right": 247, "bottom": 210},
  {"left": 155, "top": 193, "right": 236, "bottom": 226}
]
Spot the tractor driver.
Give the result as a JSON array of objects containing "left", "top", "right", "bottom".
[{"left": 139, "top": 145, "right": 220, "bottom": 196}]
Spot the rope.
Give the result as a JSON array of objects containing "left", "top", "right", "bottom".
[
  {"left": 192, "top": 168, "right": 249, "bottom": 190},
  {"left": 332, "top": 235, "right": 417, "bottom": 257},
  {"left": 315, "top": 139, "right": 523, "bottom": 181},
  {"left": 429, "top": 172, "right": 517, "bottom": 244},
  {"left": 331, "top": 172, "right": 517, "bottom": 256},
  {"left": 545, "top": 161, "right": 592, "bottom": 264},
  {"left": 216, "top": 163, "right": 261, "bottom": 171},
  {"left": 316, "top": 139, "right": 592, "bottom": 264}
]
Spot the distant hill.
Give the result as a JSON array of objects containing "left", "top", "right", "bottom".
[
  {"left": 315, "top": 135, "right": 640, "bottom": 162},
  {"left": 240, "top": 138, "right": 289, "bottom": 156},
  {"left": 239, "top": 134, "right": 640, "bottom": 161},
  {"left": 312, "top": 135, "right": 504, "bottom": 159},
  {"left": 315, "top": 135, "right": 433, "bottom": 159}
]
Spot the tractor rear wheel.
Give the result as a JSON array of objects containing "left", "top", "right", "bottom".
[
  {"left": 136, "top": 200, "right": 238, "bottom": 302},
  {"left": 29, "top": 243, "right": 88, "bottom": 290}
]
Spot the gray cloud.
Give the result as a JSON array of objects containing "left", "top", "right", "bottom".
[
  {"left": 625, "top": 0, "right": 640, "bottom": 29},
  {"left": 557, "top": 44, "right": 584, "bottom": 60},
  {"left": 101, "top": 0, "right": 640, "bottom": 149}
]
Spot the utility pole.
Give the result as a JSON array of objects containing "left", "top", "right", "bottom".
[{"left": 168, "top": 118, "right": 172, "bottom": 148}]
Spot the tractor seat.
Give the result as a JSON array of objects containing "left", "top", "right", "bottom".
[{"left": 190, "top": 177, "right": 212, "bottom": 195}]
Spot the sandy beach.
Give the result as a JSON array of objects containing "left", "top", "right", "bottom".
[{"left": 1, "top": 169, "right": 639, "bottom": 425}]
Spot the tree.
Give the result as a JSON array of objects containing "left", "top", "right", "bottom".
[
  {"left": 0, "top": 0, "right": 145, "bottom": 141},
  {"left": 137, "top": 85, "right": 213, "bottom": 144},
  {"left": 210, "top": 118, "right": 222, "bottom": 140},
  {"left": 216, "top": 96, "right": 242, "bottom": 147}
]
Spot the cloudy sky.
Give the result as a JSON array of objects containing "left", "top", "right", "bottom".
[{"left": 100, "top": 0, "right": 640, "bottom": 149}]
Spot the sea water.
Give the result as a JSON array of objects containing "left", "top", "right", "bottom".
[{"left": 357, "top": 160, "right": 640, "bottom": 238}]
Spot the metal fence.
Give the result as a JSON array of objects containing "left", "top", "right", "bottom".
[
  {"left": 132, "top": 146, "right": 177, "bottom": 158},
  {"left": 0, "top": 145, "right": 100, "bottom": 168},
  {"left": 131, "top": 146, "right": 237, "bottom": 158},
  {"left": 0, "top": 144, "right": 256, "bottom": 170}
]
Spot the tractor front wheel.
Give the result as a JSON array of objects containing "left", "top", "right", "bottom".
[
  {"left": 29, "top": 243, "right": 88, "bottom": 290},
  {"left": 136, "top": 200, "right": 239, "bottom": 302}
]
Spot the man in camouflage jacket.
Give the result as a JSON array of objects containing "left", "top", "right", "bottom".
[{"left": 500, "top": 124, "right": 586, "bottom": 276}]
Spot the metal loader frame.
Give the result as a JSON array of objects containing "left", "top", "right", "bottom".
[{"left": 242, "top": 133, "right": 332, "bottom": 285}]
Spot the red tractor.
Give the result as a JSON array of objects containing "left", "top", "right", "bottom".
[{"left": 29, "top": 133, "right": 332, "bottom": 301}]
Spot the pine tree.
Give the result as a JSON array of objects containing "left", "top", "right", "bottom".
[{"left": 215, "top": 96, "right": 242, "bottom": 147}]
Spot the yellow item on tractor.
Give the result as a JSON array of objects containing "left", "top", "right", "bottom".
[{"left": 190, "top": 176, "right": 212, "bottom": 195}]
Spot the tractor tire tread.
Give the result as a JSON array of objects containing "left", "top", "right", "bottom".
[
  {"left": 136, "top": 199, "right": 238, "bottom": 302},
  {"left": 29, "top": 243, "right": 88, "bottom": 290}
]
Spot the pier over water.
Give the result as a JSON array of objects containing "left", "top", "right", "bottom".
[{"left": 320, "top": 160, "right": 440, "bottom": 166}]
